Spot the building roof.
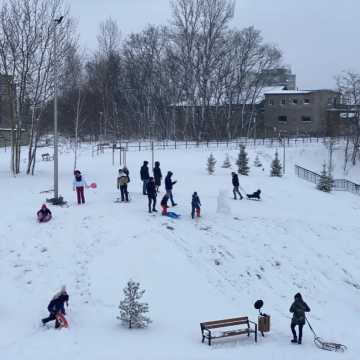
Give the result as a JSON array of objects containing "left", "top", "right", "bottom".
[{"left": 264, "top": 89, "right": 337, "bottom": 95}]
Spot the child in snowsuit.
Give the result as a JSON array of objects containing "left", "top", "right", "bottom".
[
  {"left": 73, "top": 170, "right": 88, "bottom": 204},
  {"left": 146, "top": 177, "right": 157, "bottom": 213},
  {"left": 289, "top": 293, "right": 310, "bottom": 344},
  {"left": 42, "top": 286, "right": 69, "bottom": 328},
  {"left": 191, "top": 192, "right": 201, "bottom": 219},
  {"left": 37, "top": 204, "right": 52, "bottom": 222},
  {"left": 117, "top": 168, "right": 130, "bottom": 202},
  {"left": 160, "top": 194, "right": 169, "bottom": 215}
]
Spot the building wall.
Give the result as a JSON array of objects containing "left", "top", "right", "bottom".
[{"left": 263, "top": 90, "right": 340, "bottom": 136}]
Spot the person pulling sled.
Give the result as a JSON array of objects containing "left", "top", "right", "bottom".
[
  {"left": 231, "top": 172, "right": 243, "bottom": 200},
  {"left": 73, "top": 170, "right": 88, "bottom": 205},
  {"left": 42, "top": 286, "right": 69, "bottom": 329},
  {"left": 289, "top": 292, "right": 310, "bottom": 344}
]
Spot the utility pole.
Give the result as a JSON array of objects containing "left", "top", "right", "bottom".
[{"left": 49, "top": 15, "right": 65, "bottom": 205}]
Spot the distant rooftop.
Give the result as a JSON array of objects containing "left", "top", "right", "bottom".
[{"left": 264, "top": 89, "right": 336, "bottom": 95}]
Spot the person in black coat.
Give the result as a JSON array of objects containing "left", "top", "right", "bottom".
[
  {"left": 191, "top": 192, "right": 201, "bottom": 219},
  {"left": 289, "top": 293, "right": 311, "bottom": 344},
  {"left": 165, "top": 171, "right": 177, "bottom": 206},
  {"left": 140, "top": 161, "right": 150, "bottom": 195},
  {"left": 42, "top": 291, "right": 69, "bottom": 328},
  {"left": 146, "top": 177, "right": 157, "bottom": 213},
  {"left": 153, "top": 161, "right": 162, "bottom": 193},
  {"left": 231, "top": 172, "right": 243, "bottom": 200}
]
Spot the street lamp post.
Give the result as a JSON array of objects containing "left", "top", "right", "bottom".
[{"left": 49, "top": 15, "right": 64, "bottom": 205}]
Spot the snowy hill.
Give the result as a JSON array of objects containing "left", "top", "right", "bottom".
[{"left": 0, "top": 141, "right": 359, "bottom": 360}]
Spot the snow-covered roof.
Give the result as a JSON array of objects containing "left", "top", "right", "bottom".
[{"left": 264, "top": 89, "right": 312, "bottom": 95}]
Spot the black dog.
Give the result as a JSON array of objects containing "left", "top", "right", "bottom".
[{"left": 246, "top": 189, "right": 261, "bottom": 200}]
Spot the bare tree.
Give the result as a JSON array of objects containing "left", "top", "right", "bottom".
[
  {"left": 0, "top": 0, "right": 76, "bottom": 175},
  {"left": 336, "top": 70, "right": 360, "bottom": 166}
]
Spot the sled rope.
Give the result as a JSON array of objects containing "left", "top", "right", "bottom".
[{"left": 306, "top": 317, "right": 347, "bottom": 352}]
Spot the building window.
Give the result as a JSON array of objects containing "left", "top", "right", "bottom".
[
  {"left": 301, "top": 116, "right": 312, "bottom": 122},
  {"left": 304, "top": 99, "right": 310, "bottom": 104},
  {"left": 292, "top": 98, "right": 298, "bottom": 105},
  {"left": 269, "top": 99, "right": 274, "bottom": 106},
  {"left": 281, "top": 99, "right": 286, "bottom": 105},
  {"left": 278, "top": 116, "right": 287, "bottom": 122}
]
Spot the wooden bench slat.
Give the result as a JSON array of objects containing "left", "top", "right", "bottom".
[
  {"left": 201, "top": 317, "right": 248, "bottom": 326},
  {"left": 203, "top": 321, "right": 249, "bottom": 329}
]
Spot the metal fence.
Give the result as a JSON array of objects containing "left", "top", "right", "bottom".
[{"left": 294, "top": 164, "right": 360, "bottom": 196}]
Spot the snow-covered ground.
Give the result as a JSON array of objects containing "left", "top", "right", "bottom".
[{"left": 0, "top": 141, "right": 359, "bottom": 360}]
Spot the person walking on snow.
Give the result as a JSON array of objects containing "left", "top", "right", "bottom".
[
  {"left": 37, "top": 204, "right": 52, "bottom": 222},
  {"left": 117, "top": 168, "right": 130, "bottom": 202},
  {"left": 191, "top": 192, "right": 201, "bottom": 219},
  {"left": 42, "top": 286, "right": 69, "bottom": 328},
  {"left": 165, "top": 171, "right": 177, "bottom": 206},
  {"left": 231, "top": 172, "right": 243, "bottom": 200},
  {"left": 160, "top": 194, "right": 169, "bottom": 215},
  {"left": 289, "top": 292, "right": 310, "bottom": 344},
  {"left": 146, "top": 177, "right": 157, "bottom": 213},
  {"left": 153, "top": 161, "right": 162, "bottom": 193},
  {"left": 140, "top": 161, "right": 150, "bottom": 195},
  {"left": 73, "top": 170, "right": 88, "bottom": 204}
]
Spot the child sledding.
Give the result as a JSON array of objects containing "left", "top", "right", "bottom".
[
  {"left": 246, "top": 189, "right": 261, "bottom": 200},
  {"left": 37, "top": 204, "right": 52, "bottom": 222}
]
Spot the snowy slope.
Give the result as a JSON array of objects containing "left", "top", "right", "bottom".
[{"left": 0, "top": 142, "right": 359, "bottom": 360}]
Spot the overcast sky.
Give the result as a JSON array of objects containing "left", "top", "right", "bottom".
[{"left": 70, "top": 0, "right": 360, "bottom": 89}]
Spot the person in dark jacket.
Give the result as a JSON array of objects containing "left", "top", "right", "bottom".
[
  {"left": 289, "top": 293, "right": 311, "bottom": 344},
  {"left": 160, "top": 194, "right": 169, "bottom": 215},
  {"left": 42, "top": 287, "right": 69, "bottom": 328},
  {"left": 153, "top": 161, "right": 162, "bottom": 193},
  {"left": 37, "top": 204, "right": 52, "bottom": 222},
  {"left": 165, "top": 171, "right": 177, "bottom": 206},
  {"left": 146, "top": 177, "right": 157, "bottom": 213},
  {"left": 231, "top": 172, "right": 243, "bottom": 200},
  {"left": 140, "top": 161, "right": 150, "bottom": 195},
  {"left": 191, "top": 192, "right": 201, "bottom": 219}
]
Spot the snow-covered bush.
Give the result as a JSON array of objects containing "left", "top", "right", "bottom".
[
  {"left": 254, "top": 155, "right": 262, "bottom": 167},
  {"left": 207, "top": 153, "right": 216, "bottom": 175},
  {"left": 317, "top": 163, "right": 333, "bottom": 193},
  {"left": 117, "top": 280, "right": 151, "bottom": 329},
  {"left": 236, "top": 145, "right": 250, "bottom": 175},
  {"left": 270, "top": 151, "right": 282, "bottom": 177},
  {"left": 222, "top": 153, "right": 231, "bottom": 168}
]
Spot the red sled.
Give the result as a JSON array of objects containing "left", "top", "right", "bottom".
[
  {"left": 89, "top": 182, "right": 97, "bottom": 189},
  {"left": 55, "top": 313, "right": 69, "bottom": 328}
]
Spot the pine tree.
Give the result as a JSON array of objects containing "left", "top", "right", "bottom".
[
  {"left": 236, "top": 145, "right": 250, "bottom": 175},
  {"left": 207, "top": 153, "right": 216, "bottom": 175},
  {"left": 317, "top": 163, "right": 333, "bottom": 192},
  {"left": 117, "top": 280, "right": 151, "bottom": 329},
  {"left": 270, "top": 151, "right": 282, "bottom": 177},
  {"left": 221, "top": 153, "right": 231, "bottom": 168},
  {"left": 254, "top": 155, "right": 262, "bottom": 167}
]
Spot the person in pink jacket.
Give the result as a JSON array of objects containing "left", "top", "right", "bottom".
[{"left": 73, "top": 170, "right": 88, "bottom": 204}]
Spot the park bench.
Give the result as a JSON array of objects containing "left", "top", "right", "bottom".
[
  {"left": 41, "top": 153, "right": 53, "bottom": 161},
  {"left": 200, "top": 316, "right": 257, "bottom": 346}
]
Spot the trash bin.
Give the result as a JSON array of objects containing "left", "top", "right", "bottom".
[{"left": 258, "top": 314, "right": 270, "bottom": 333}]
